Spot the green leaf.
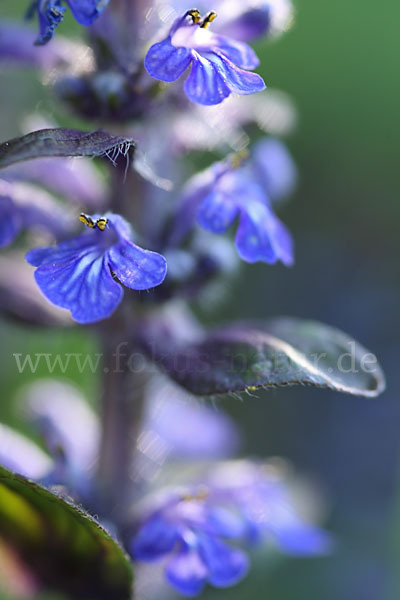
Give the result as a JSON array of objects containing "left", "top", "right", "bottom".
[
  {"left": 140, "top": 316, "right": 385, "bottom": 398},
  {"left": 0, "top": 128, "right": 134, "bottom": 169},
  {"left": 0, "top": 465, "right": 133, "bottom": 600}
]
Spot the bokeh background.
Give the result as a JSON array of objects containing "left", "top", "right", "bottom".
[{"left": 0, "top": 0, "right": 399, "bottom": 599}]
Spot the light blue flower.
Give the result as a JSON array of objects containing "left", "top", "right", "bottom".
[
  {"left": 145, "top": 10, "right": 266, "bottom": 105},
  {"left": 26, "top": 212, "right": 167, "bottom": 324}
]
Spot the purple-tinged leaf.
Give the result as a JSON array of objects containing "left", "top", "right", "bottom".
[
  {"left": 139, "top": 316, "right": 385, "bottom": 398},
  {"left": 0, "top": 128, "right": 134, "bottom": 170}
]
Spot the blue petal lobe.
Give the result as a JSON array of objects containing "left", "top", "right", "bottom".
[
  {"left": 184, "top": 54, "right": 231, "bottom": 106},
  {"left": 26, "top": 234, "right": 96, "bottom": 266},
  {"left": 235, "top": 201, "right": 294, "bottom": 265},
  {"left": 197, "top": 190, "right": 239, "bottom": 234},
  {"left": 0, "top": 197, "right": 21, "bottom": 248},
  {"left": 209, "top": 52, "right": 266, "bottom": 96},
  {"left": 66, "top": 0, "right": 109, "bottom": 25},
  {"left": 107, "top": 240, "right": 167, "bottom": 291},
  {"left": 252, "top": 138, "right": 298, "bottom": 201},
  {"left": 205, "top": 506, "right": 246, "bottom": 539},
  {"left": 211, "top": 34, "right": 260, "bottom": 69},
  {"left": 219, "top": 7, "right": 271, "bottom": 43},
  {"left": 27, "top": 244, "right": 123, "bottom": 323},
  {"left": 275, "top": 525, "right": 333, "bottom": 556},
  {"left": 34, "top": 0, "right": 66, "bottom": 45},
  {"left": 198, "top": 534, "right": 249, "bottom": 588},
  {"left": 165, "top": 544, "right": 208, "bottom": 597},
  {"left": 131, "top": 514, "right": 178, "bottom": 561},
  {"left": 145, "top": 38, "right": 193, "bottom": 82}
]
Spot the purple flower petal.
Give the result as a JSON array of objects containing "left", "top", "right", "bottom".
[
  {"left": 252, "top": 137, "right": 297, "bottom": 201},
  {"left": 274, "top": 524, "right": 333, "bottom": 556},
  {"left": 198, "top": 534, "right": 249, "bottom": 588},
  {"left": 108, "top": 240, "right": 167, "bottom": 291},
  {"left": 235, "top": 200, "right": 294, "bottom": 265},
  {"left": 34, "top": 0, "right": 66, "bottom": 45},
  {"left": 0, "top": 196, "right": 21, "bottom": 248},
  {"left": 211, "top": 34, "right": 260, "bottom": 69},
  {"left": 197, "top": 189, "right": 239, "bottom": 233},
  {"left": 218, "top": 7, "right": 272, "bottom": 42},
  {"left": 66, "top": 0, "right": 110, "bottom": 25},
  {"left": 0, "top": 422, "right": 52, "bottom": 479},
  {"left": 27, "top": 243, "right": 123, "bottom": 324},
  {"left": 184, "top": 54, "right": 231, "bottom": 106},
  {"left": 3, "top": 157, "right": 107, "bottom": 208},
  {"left": 165, "top": 545, "right": 208, "bottom": 597},
  {"left": 210, "top": 52, "right": 266, "bottom": 95},
  {"left": 145, "top": 38, "right": 193, "bottom": 82},
  {"left": 132, "top": 514, "right": 179, "bottom": 561}
]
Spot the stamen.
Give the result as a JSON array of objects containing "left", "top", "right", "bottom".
[
  {"left": 96, "top": 218, "right": 108, "bottom": 231},
  {"left": 201, "top": 11, "right": 217, "bottom": 29},
  {"left": 187, "top": 9, "right": 201, "bottom": 24},
  {"left": 79, "top": 214, "right": 108, "bottom": 231},
  {"left": 79, "top": 213, "right": 96, "bottom": 229}
]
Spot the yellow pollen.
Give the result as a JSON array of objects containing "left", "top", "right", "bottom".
[
  {"left": 201, "top": 11, "right": 217, "bottom": 28},
  {"left": 187, "top": 9, "right": 201, "bottom": 24}
]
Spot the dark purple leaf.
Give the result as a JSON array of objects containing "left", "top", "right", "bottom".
[
  {"left": 0, "top": 128, "right": 134, "bottom": 170},
  {"left": 139, "top": 316, "right": 385, "bottom": 398}
]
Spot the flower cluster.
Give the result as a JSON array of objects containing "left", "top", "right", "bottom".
[{"left": 0, "top": 1, "right": 343, "bottom": 598}]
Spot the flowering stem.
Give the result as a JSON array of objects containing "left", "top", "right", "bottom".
[
  {"left": 97, "top": 317, "right": 149, "bottom": 523},
  {"left": 97, "top": 154, "right": 149, "bottom": 523}
]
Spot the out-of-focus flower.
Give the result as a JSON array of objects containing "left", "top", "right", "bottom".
[
  {"left": 206, "top": 461, "right": 332, "bottom": 554},
  {"left": 0, "top": 422, "right": 52, "bottom": 479},
  {"left": 20, "top": 379, "right": 100, "bottom": 495},
  {"left": 145, "top": 10, "right": 265, "bottom": 105},
  {"left": 131, "top": 488, "right": 249, "bottom": 596},
  {"left": 0, "top": 179, "right": 73, "bottom": 249},
  {"left": 26, "top": 212, "right": 167, "bottom": 323},
  {"left": 2, "top": 157, "right": 107, "bottom": 210},
  {"left": 171, "top": 138, "right": 296, "bottom": 265},
  {"left": 170, "top": 89, "right": 298, "bottom": 153},
  {"left": 28, "top": 0, "right": 110, "bottom": 45},
  {"left": 131, "top": 460, "right": 331, "bottom": 596},
  {"left": 133, "top": 377, "right": 241, "bottom": 483}
]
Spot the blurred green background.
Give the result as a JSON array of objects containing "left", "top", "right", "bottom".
[{"left": 0, "top": 0, "right": 400, "bottom": 599}]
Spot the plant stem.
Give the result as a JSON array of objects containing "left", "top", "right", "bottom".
[{"left": 97, "top": 316, "right": 149, "bottom": 524}]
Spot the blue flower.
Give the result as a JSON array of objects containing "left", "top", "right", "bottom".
[
  {"left": 171, "top": 138, "right": 295, "bottom": 265},
  {"left": 26, "top": 212, "right": 167, "bottom": 324},
  {"left": 144, "top": 10, "right": 266, "bottom": 105},
  {"left": 131, "top": 489, "right": 249, "bottom": 596},
  {"left": 28, "top": 0, "right": 109, "bottom": 45},
  {"left": 131, "top": 461, "right": 332, "bottom": 596}
]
